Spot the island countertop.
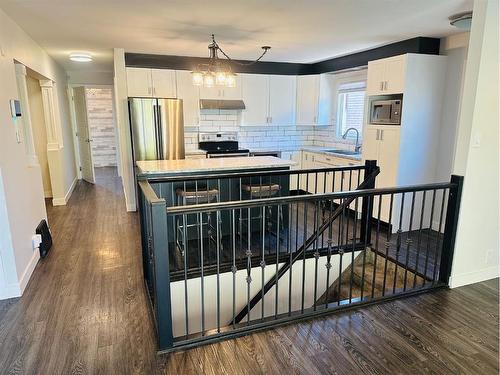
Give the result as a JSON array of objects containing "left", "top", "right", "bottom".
[{"left": 136, "top": 156, "right": 296, "bottom": 176}]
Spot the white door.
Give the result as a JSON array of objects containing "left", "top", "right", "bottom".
[
  {"left": 241, "top": 74, "right": 269, "bottom": 126},
  {"left": 151, "top": 69, "right": 177, "bottom": 97},
  {"left": 377, "top": 127, "right": 400, "bottom": 188},
  {"left": 384, "top": 56, "right": 406, "bottom": 94},
  {"left": 362, "top": 127, "right": 380, "bottom": 163},
  {"left": 366, "top": 60, "right": 386, "bottom": 96},
  {"left": 316, "top": 74, "right": 335, "bottom": 126},
  {"left": 296, "top": 75, "right": 319, "bottom": 125},
  {"left": 126, "top": 68, "right": 153, "bottom": 97},
  {"left": 176, "top": 70, "right": 200, "bottom": 126},
  {"left": 221, "top": 75, "right": 242, "bottom": 99},
  {"left": 268, "top": 75, "right": 296, "bottom": 125},
  {"left": 73, "top": 87, "right": 95, "bottom": 183}
]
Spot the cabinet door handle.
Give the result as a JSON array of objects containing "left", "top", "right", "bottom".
[
  {"left": 148, "top": 87, "right": 152, "bottom": 95},
  {"left": 384, "top": 81, "right": 388, "bottom": 91},
  {"left": 269, "top": 116, "right": 272, "bottom": 123},
  {"left": 380, "top": 130, "right": 384, "bottom": 141},
  {"left": 380, "top": 81, "right": 384, "bottom": 91},
  {"left": 376, "top": 129, "right": 379, "bottom": 140}
]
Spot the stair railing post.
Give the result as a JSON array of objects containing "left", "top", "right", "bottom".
[
  {"left": 151, "top": 197, "right": 174, "bottom": 350},
  {"left": 438, "top": 175, "right": 464, "bottom": 285},
  {"left": 360, "top": 160, "right": 377, "bottom": 246}
]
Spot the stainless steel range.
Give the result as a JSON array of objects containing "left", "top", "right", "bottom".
[{"left": 199, "top": 132, "right": 250, "bottom": 158}]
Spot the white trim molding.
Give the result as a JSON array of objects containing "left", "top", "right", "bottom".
[{"left": 52, "top": 177, "right": 77, "bottom": 206}]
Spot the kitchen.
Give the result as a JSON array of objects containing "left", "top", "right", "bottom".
[
  {"left": 126, "top": 38, "right": 448, "bottom": 229},
  {"left": 1, "top": 0, "right": 498, "bottom": 372}
]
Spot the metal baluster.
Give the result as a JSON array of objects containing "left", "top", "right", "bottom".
[
  {"left": 382, "top": 194, "right": 394, "bottom": 296},
  {"left": 403, "top": 192, "right": 416, "bottom": 291},
  {"left": 275, "top": 204, "right": 280, "bottom": 318},
  {"left": 392, "top": 193, "right": 405, "bottom": 294},
  {"left": 413, "top": 191, "right": 426, "bottom": 288},
  {"left": 198, "top": 211, "right": 205, "bottom": 335},
  {"left": 246, "top": 211, "right": 252, "bottom": 324},
  {"left": 432, "top": 189, "right": 447, "bottom": 284},
  {"left": 338, "top": 198, "right": 346, "bottom": 305},
  {"left": 422, "top": 189, "right": 437, "bottom": 286},
  {"left": 349, "top": 197, "right": 359, "bottom": 303},
  {"left": 239, "top": 177, "right": 242, "bottom": 255},
  {"left": 360, "top": 192, "right": 369, "bottom": 301},
  {"left": 313, "top": 200, "right": 320, "bottom": 311},
  {"left": 261, "top": 205, "right": 266, "bottom": 320},
  {"left": 216, "top": 208, "right": 221, "bottom": 333},
  {"left": 301, "top": 177, "right": 308, "bottom": 313},
  {"left": 371, "top": 195, "right": 382, "bottom": 298},
  {"left": 231, "top": 209, "right": 237, "bottom": 329},
  {"left": 288, "top": 202, "right": 295, "bottom": 316},
  {"left": 182, "top": 213, "right": 189, "bottom": 337},
  {"left": 325, "top": 174, "right": 335, "bottom": 308}
]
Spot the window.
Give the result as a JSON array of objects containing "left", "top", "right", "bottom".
[{"left": 336, "top": 81, "right": 366, "bottom": 139}]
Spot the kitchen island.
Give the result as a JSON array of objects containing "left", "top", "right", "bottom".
[{"left": 137, "top": 157, "right": 296, "bottom": 268}]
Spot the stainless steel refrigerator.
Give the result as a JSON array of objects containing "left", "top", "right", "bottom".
[{"left": 128, "top": 98, "right": 185, "bottom": 162}]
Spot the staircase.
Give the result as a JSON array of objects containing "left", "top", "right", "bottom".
[{"left": 317, "top": 248, "right": 425, "bottom": 305}]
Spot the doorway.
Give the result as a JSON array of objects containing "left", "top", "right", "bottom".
[
  {"left": 72, "top": 86, "right": 118, "bottom": 185},
  {"left": 26, "top": 74, "right": 52, "bottom": 198}
]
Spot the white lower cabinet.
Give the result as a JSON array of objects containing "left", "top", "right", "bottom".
[{"left": 362, "top": 125, "right": 401, "bottom": 222}]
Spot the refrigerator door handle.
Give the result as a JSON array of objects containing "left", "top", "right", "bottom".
[
  {"left": 153, "top": 104, "right": 160, "bottom": 159},
  {"left": 157, "top": 104, "right": 163, "bottom": 158}
]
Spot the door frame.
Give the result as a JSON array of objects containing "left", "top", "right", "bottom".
[{"left": 68, "top": 84, "right": 118, "bottom": 179}]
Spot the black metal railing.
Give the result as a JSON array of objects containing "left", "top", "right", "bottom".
[{"left": 137, "top": 164, "right": 463, "bottom": 352}]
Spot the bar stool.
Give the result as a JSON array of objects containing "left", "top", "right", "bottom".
[
  {"left": 175, "top": 187, "right": 223, "bottom": 257},
  {"left": 238, "top": 183, "right": 283, "bottom": 246}
]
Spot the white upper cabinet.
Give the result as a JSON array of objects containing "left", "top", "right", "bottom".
[
  {"left": 367, "top": 55, "right": 406, "bottom": 96},
  {"left": 296, "top": 75, "right": 319, "bottom": 125},
  {"left": 268, "top": 75, "right": 296, "bottom": 125},
  {"left": 241, "top": 74, "right": 269, "bottom": 126},
  {"left": 126, "top": 67, "right": 153, "bottom": 97},
  {"left": 199, "top": 77, "right": 242, "bottom": 99},
  {"left": 151, "top": 69, "right": 177, "bottom": 97},
  {"left": 316, "top": 74, "right": 335, "bottom": 126},
  {"left": 126, "top": 67, "right": 177, "bottom": 97},
  {"left": 175, "top": 70, "right": 200, "bottom": 126}
]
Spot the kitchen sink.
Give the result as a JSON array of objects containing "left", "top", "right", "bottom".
[{"left": 322, "top": 149, "right": 360, "bottom": 156}]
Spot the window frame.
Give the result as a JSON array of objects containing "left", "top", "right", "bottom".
[{"left": 331, "top": 70, "right": 367, "bottom": 141}]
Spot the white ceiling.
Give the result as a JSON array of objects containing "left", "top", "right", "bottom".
[{"left": 0, "top": 0, "right": 473, "bottom": 73}]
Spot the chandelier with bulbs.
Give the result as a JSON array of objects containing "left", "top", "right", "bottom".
[{"left": 191, "top": 34, "right": 271, "bottom": 88}]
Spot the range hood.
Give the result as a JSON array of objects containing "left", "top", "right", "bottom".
[{"left": 199, "top": 99, "right": 246, "bottom": 110}]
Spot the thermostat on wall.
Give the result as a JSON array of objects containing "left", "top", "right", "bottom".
[{"left": 10, "top": 99, "right": 21, "bottom": 117}]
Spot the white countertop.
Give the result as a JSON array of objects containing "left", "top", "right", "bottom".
[
  {"left": 301, "top": 146, "right": 362, "bottom": 161},
  {"left": 137, "top": 156, "right": 296, "bottom": 175}
]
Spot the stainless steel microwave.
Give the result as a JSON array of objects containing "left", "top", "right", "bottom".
[{"left": 369, "top": 99, "right": 402, "bottom": 125}]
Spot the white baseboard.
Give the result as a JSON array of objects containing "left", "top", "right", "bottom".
[
  {"left": 52, "top": 177, "right": 77, "bottom": 206},
  {"left": 19, "top": 251, "right": 40, "bottom": 293},
  {"left": 126, "top": 202, "right": 137, "bottom": 212},
  {"left": 449, "top": 266, "right": 500, "bottom": 288}
]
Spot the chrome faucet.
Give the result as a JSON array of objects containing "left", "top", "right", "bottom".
[{"left": 342, "top": 127, "right": 361, "bottom": 153}]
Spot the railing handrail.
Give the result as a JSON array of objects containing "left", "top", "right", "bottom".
[
  {"left": 166, "top": 181, "right": 457, "bottom": 216},
  {"left": 137, "top": 164, "right": 366, "bottom": 182},
  {"left": 138, "top": 180, "right": 165, "bottom": 204}
]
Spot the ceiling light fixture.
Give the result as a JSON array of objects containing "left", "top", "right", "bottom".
[
  {"left": 69, "top": 53, "right": 93, "bottom": 62},
  {"left": 192, "top": 34, "right": 271, "bottom": 87},
  {"left": 449, "top": 11, "right": 473, "bottom": 30}
]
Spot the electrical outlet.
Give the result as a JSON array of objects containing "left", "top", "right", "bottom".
[{"left": 32, "top": 234, "right": 42, "bottom": 250}]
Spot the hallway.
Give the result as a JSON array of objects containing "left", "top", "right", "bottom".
[{"left": 0, "top": 169, "right": 498, "bottom": 374}]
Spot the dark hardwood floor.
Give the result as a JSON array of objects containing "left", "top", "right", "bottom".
[{"left": 0, "top": 167, "right": 497, "bottom": 374}]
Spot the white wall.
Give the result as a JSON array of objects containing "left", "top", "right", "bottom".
[
  {"left": 68, "top": 70, "right": 113, "bottom": 85},
  {"left": 0, "top": 8, "right": 76, "bottom": 298},
  {"left": 449, "top": 0, "right": 499, "bottom": 288},
  {"left": 435, "top": 33, "right": 469, "bottom": 181}
]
